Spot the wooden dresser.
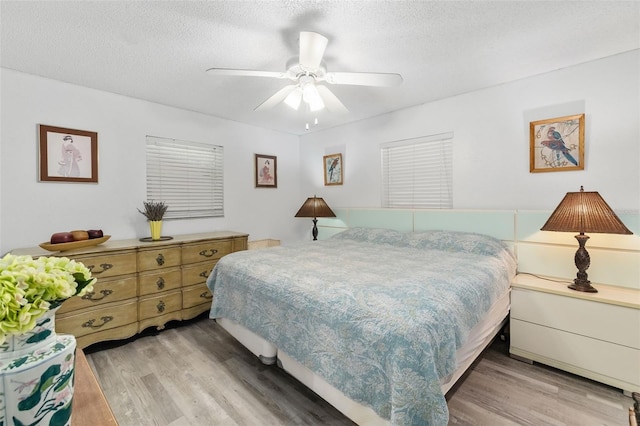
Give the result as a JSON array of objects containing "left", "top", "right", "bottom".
[{"left": 10, "top": 231, "right": 248, "bottom": 348}]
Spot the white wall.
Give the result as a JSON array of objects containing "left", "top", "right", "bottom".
[
  {"left": 2, "top": 50, "right": 638, "bottom": 254},
  {"left": 298, "top": 50, "right": 640, "bottom": 214},
  {"left": 0, "top": 69, "right": 302, "bottom": 254}
]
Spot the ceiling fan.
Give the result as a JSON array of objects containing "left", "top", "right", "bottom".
[{"left": 206, "top": 31, "right": 403, "bottom": 114}]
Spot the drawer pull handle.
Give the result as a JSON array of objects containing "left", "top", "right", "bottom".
[
  {"left": 156, "top": 277, "right": 165, "bottom": 290},
  {"left": 87, "top": 263, "right": 113, "bottom": 274},
  {"left": 199, "top": 249, "right": 218, "bottom": 257},
  {"left": 156, "top": 254, "right": 165, "bottom": 266},
  {"left": 199, "top": 291, "right": 213, "bottom": 300},
  {"left": 82, "top": 316, "right": 114, "bottom": 329},
  {"left": 157, "top": 300, "right": 166, "bottom": 313},
  {"left": 81, "top": 289, "right": 113, "bottom": 301},
  {"left": 199, "top": 270, "right": 210, "bottom": 278}
]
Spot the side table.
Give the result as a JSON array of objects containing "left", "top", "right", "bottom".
[
  {"left": 510, "top": 273, "right": 640, "bottom": 395},
  {"left": 72, "top": 349, "right": 117, "bottom": 425}
]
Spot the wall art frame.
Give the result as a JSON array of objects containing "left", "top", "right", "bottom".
[
  {"left": 529, "top": 113, "right": 585, "bottom": 173},
  {"left": 255, "top": 153, "right": 277, "bottom": 188},
  {"left": 323, "top": 153, "right": 343, "bottom": 185},
  {"left": 39, "top": 124, "right": 98, "bottom": 183}
]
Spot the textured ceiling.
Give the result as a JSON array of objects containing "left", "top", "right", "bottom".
[{"left": 1, "top": 1, "right": 639, "bottom": 135}]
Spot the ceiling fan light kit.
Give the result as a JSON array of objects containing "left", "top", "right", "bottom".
[
  {"left": 283, "top": 75, "right": 325, "bottom": 112},
  {"left": 302, "top": 82, "right": 324, "bottom": 111},
  {"left": 206, "top": 31, "right": 402, "bottom": 119},
  {"left": 284, "top": 88, "right": 302, "bottom": 110}
]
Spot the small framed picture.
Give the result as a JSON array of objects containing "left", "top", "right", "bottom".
[
  {"left": 39, "top": 124, "right": 98, "bottom": 183},
  {"left": 255, "top": 154, "right": 277, "bottom": 188},
  {"left": 323, "top": 153, "right": 343, "bottom": 185},
  {"left": 529, "top": 114, "right": 585, "bottom": 173}
]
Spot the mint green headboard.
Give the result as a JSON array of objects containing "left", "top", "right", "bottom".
[{"left": 317, "top": 208, "right": 515, "bottom": 241}]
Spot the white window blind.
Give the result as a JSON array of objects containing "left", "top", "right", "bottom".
[
  {"left": 146, "top": 136, "right": 224, "bottom": 219},
  {"left": 381, "top": 132, "right": 453, "bottom": 209}
]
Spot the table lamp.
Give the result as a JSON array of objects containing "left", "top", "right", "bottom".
[
  {"left": 540, "top": 186, "right": 632, "bottom": 293},
  {"left": 295, "top": 196, "right": 336, "bottom": 240}
]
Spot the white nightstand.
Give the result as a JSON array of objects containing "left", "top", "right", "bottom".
[{"left": 509, "top": 273, "right": 640, "bottom": 395}]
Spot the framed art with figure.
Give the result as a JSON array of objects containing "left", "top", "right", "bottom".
[
  {"left": 39, "top": 124, "right": 98, "bottom": 183},
  {"left": 323, "top": 153, "right": 343, "bottom": 185},
  {"left": 255, "top": 154, "right": 277, "bottom": 188},
  {"left": 529, "top": 113, "right": 584, "bottom": 173}
]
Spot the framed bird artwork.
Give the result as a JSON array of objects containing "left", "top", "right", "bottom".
[
  {"left": 323, "top": 153, "right": 343, "bottom": 185},
  {"left": 530, "top": 113, "right": 585, "bottom": 173}
]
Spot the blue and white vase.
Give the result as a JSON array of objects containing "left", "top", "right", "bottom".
[{"left": 0, "top": 308, "right": 76, "bottom": 426}]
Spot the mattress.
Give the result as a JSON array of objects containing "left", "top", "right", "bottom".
[{"left": 207, "top": 228, "right": 516, "bottom": 425}]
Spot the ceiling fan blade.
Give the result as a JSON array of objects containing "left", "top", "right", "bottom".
[
  {"left": 299, "top": 31, "right": 328, "bottom": 71},
  {"left": 325, "top": 71, "right": 403, "bottom": 87},
  {"left": 316, "top": 85, "right": 349, "bottom": 114},
  {"left": 255, "top": 85, "right": 298, "bottom": 111},
  {"left": 206, "top": 68, "right": 287, "bottom": 79}
]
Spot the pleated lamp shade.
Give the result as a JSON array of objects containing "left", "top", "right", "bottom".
[
  {"left": 541, "top": 186, "right": 632, "bottom": 235},
  {"left": 295, "top": 196, "right": 336, "bottom": 219},
  {"left": 295, "top": 196, "right": 335, "bottom": 241},
  {"left": 540, "top": 186, "right": 632, "bottom": 293}
]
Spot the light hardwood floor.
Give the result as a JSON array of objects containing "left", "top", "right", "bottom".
[{"left": 84, "top": 316, "right": 633, "bottom": 425}]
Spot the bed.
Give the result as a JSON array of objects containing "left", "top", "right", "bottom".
[{"left": 206, "top": 227, "right": 517, "bottom": 425}]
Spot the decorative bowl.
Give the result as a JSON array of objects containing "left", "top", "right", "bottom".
[{"left": 39, "top": 235, "right": 111, "bottom": 252}]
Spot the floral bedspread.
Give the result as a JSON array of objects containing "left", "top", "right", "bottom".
[{"left": 207, "top": 228, "right": 516, "bottom": 425}]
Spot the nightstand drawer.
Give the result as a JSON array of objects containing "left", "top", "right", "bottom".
[
  {"left": 137, "top": 246, "right": 181, "bottom": 271},
  {"left": 58, "top": 275, "right": 137, "bottom": 313},
  {"left": 511, "top": 319, "right": 640, "bottom": 390},
  {"left": 182, "top": 240, "right": 232, "bottom": 264},
  {"left": 56, "top": 300, "right": 138, "bottom": 338},
  {"left": 182, "top": 283, "right": 213, "bottom": 309},
  {"left": 138, "top": 267, "right": 182, "bottom": 296},
  {"left": 73, "top": 251, "right": 137, "bottom": 279},
  {"left": 139, "top": 290, "right": 182, "bottom": 320},
  {"left": 512, "top": 287, "right": 640, "bottom": 348}
]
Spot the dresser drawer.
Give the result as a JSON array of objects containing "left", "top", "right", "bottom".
[
  {"left": 72, "top": 251, "right": 137, "bottom": 279},
  {"left": 138, "top": 267, "right": 182, "bottom": 296},
  {"left": 58, "top": 275, "right": 137, "bottom": 313},
  {"left": 139, "top": 290, "right": 182, "bottom": 320},
  {"left": 56, "top": 300, "right": 138, "bottom": 338},
  {"left": 511, "top": 287, "right": 640, "bottom": 349},
  {"left": 75, "top": 323, "right": 139, "bottom": 349},
  {"left": 182, "top": 240, "right": 232, "bottom": 264},
  {"left": 137, "top": 246, "right": 181, "bottom": 271},
  {"left": 183, "top": 283, "right": 213, "bottom": 309},
  {"left": 182, "top": 261, "right": 216, "bottom": 286}
]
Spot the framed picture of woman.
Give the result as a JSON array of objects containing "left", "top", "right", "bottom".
[
  {"left": 255, "top": 154, "right": 277, "bottom": 188},
  {"left": 39, "top": 124, "right": 98, "bottom": 183}
]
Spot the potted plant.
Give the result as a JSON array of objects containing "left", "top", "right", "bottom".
[
  {"left": 0, "top": 254, "right": 96, "bottom": 424},
  {"left": 138, "top": 201, "right": 168, "bottom": 240}
]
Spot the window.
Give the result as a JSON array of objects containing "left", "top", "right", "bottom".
[
  {"left": 145, "top": 136, "right": 224, "bottom": 219},
  {"left": 381, "top": 132, "right": 453, "bottom": 209}
]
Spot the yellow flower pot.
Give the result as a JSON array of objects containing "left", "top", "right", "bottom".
[{"left": 149, "top": 220, "right": 163, "bottom": 240}]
